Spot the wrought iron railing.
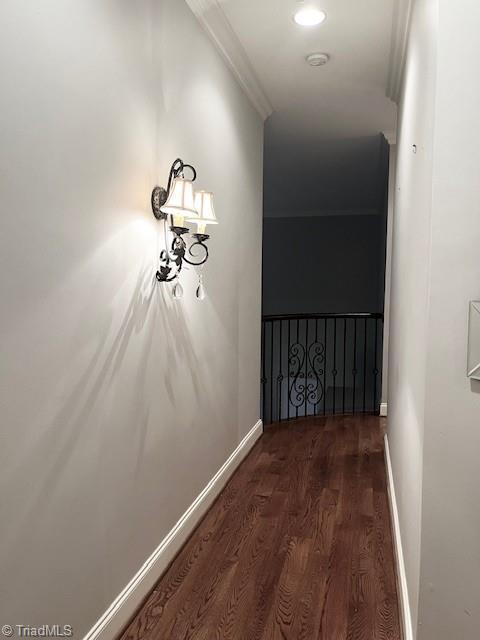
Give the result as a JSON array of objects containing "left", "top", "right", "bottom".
[{"left": 261, "top": 313, "right": 384, "bottom": 425}]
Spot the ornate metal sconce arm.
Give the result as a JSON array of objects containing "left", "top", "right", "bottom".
[
  {"left": 156, "top": 229, "right": 210, "bottom": 282},
  {"left": 183, "top": 233, "right": 210, "bottom": 267},
  {"left": 156, "top": 226, "right": 188, "bottom": 282}
]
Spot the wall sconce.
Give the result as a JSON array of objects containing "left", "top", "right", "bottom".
[{"left": 151, "top": 158, "right": 218, "bottom": 299}]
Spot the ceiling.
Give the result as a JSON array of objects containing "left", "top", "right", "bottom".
[
  {"left": 186, "top": 0, "right": 407, "bottom": 216},
  {"left": 220, "top": 0, "right": 397, "bottom": 139}
]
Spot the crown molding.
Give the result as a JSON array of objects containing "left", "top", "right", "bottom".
[
  {"left": 386, "top": 0, "right": 413, "bottom": 104},
  {"left": 185, "top": 0, "right": 273, "bottom": 121},
  {"left": 383, "top": 131, "right": 397, "bottom": 146}
]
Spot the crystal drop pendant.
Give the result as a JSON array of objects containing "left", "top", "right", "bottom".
[
  {"left": 196, "top": 274, "right": 206, "bottom": 300},
  {"left": 196, "top": 283, "right": 206, "bottom": 300},
  {"left": 173, "top": 282, "right": 184, "bottom": 299}
]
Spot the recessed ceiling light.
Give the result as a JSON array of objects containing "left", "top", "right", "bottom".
[{"left": 293, "top": 7, "right": 326, "bottom": 27}]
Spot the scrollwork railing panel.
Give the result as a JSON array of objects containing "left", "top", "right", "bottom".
[
  {"left": 288, "top": 342, "right": 306, "bottom": 409},
  {"left": 261, "top": 314, "right": 384, "bottom": 425}
]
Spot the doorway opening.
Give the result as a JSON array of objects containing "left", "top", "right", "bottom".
[{"left": 261, "top": 129, "right": 390, "bottom": 424}]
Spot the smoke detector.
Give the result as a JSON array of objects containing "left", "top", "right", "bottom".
[{"left": 306, "top": 52, "right": 330, "bottom": 67}]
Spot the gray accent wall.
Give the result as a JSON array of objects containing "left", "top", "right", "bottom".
[
  {"left": 262, "top": 119, "right": 389, "bottom": 318},
  {"left": 262, "top": 214, "right": 388, "bottom": 316}
]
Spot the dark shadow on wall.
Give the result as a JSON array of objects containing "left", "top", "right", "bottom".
[
  {"left": 3, "top": 267, "right": 157, "bottom": 532},
  {"left": 2, "top": 262, "right": 218, "bottom": 576},
  {"left": 470, "top": 379, "right": 480, "bottom": 394}
]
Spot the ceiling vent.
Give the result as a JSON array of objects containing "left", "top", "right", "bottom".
[{"left": 306, "top": 52, "right": 330, "bottom": 67}]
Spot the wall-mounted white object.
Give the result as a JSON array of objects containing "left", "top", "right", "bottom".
[
  {"left": 189, "top": 191, "right": 218, "bottom": 235},
  {"left": 161, "top": 177, "right": 198, "bottom": 228},
  {"left": 467, "top": 301, "right": 480, "bottom": 379}
]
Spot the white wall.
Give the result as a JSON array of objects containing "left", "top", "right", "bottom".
[
  {"left": 390, "top": 0, "right": 480, "bottom": 638},
  {"left": 0, "top": 1, "right": 263, "bottom": 637},
  {"left": 387, "top": 0, "right": 438, "bottom": 633},
  {"left": 418, "top": 1, "right": 480, "bottom": 637}
]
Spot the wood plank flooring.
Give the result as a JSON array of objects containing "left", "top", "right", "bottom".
[{"left": 120, "top": 415, "right": 401, "bottom": 640}]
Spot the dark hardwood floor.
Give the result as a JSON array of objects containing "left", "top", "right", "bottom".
[{"left": 120, "top": 415, "right": 401, "bottom": 640}]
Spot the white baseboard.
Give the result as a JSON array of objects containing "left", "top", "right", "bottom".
[
  {"left": 384, "top": 434, "right": 413, "bottom": 640},
  {"left": 380, "top": 402, "right": 388, "bottom": 417},
  {"left": 82, "top": 419, "right": 263, "bottom": 640}
]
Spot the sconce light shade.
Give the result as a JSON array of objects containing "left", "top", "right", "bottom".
[
  {"left": 161, "top": 177, "right": 198, "bottom": 227},
  {"left": 190, "top": 191, "right": 218, "bottom": 234}
]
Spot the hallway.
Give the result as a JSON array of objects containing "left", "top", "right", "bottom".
[
  {"left": 4, "top": 1, "right": 480, "bottom": 637},
  {"left": 121, "top": 416, "right": 401, "bottom": 640}
]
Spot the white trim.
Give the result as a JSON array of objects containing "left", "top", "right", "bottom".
[
  {"left": 380, "top": 402, "right": 388, "bottom": 417},
  {"left": 185, "top": 0, "right": 273, "bottom": 121},
  {"left": 82, "top": 420, "right": 263, "bottom": 640},
  {"left": 386, "top": 0, "right": 413, "bottom": 104},
  {"left": 384, "top": 434, "right": 414, "bottom": 640},
  {"left": 383, "top": 131, "right": 397, "bottom": 147}
]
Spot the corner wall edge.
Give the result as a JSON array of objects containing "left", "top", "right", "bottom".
[{"left": 386, "top": 0, "right": 413, "bottom": 104}]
